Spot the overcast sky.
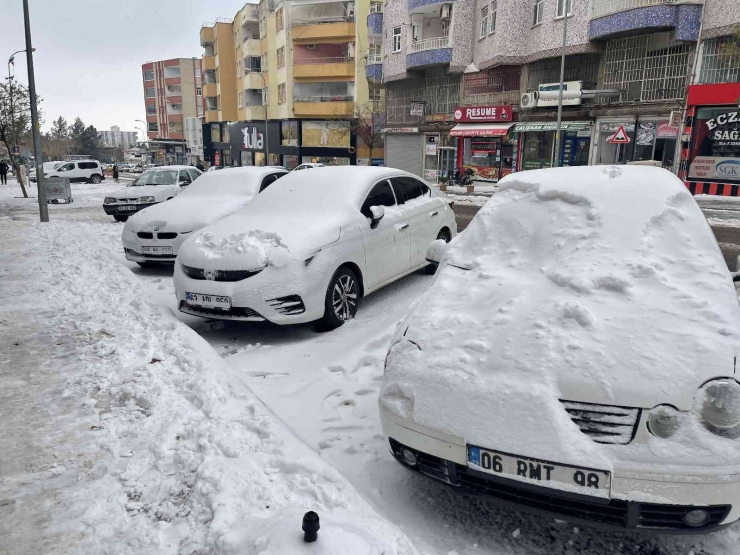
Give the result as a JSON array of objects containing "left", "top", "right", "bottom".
[{"left": 5, "top": 0, "right": 251, "bottom": 136}]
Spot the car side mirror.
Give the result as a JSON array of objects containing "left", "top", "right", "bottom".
[
  {"left": 179, "top": 180, "right": 190, "bottom": 187},
  {"left": 369, "top": 205, "right": 385, "bottom": 229},
  {"left": 426, "top": 238, "right": 450, "bottom": 265}
]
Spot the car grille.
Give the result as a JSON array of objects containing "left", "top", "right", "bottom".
[
  {"left": 137, "top": 232, "right": 153, "bottom": 239},
  {"left": 178, "top": 301, "right": 264, "bottom": 320},
  {"left": 117, "top": 198, "right": 138, "bottom": 203},
  {"left": 181, "top": 264, "right": 263, "bottom": 282},
  {"left": 157, "top": 232, "right": 177, "bottom": 240},
  {"left": 389, "top": 439, "right": 731, "bottom": 531},
  {"left": 267, "top": 295, "right": 306, "bottom": 315},
  {"left": 560, "top": 400, "right": 641, "bottom": 445}
]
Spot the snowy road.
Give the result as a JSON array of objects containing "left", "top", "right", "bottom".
[{"left": 2, "top": 180, "right": 740, "bottom": 554}]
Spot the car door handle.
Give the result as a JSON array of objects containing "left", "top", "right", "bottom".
[
  {"left": 396, "top": 223, "right": 409, "bottom": 231},
  {"left": 430, "top": 211, "right": 439, "bottom": 217}
]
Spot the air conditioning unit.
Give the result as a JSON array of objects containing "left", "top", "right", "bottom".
[
  {"left": 520, "top": 92, "right": 538, "bottom": 109},
  {"left": 440, "top": 3, "right": 452, "bottom": 20},
  {"left": 306, "top": 44, "right": 317, "bottom": 50}
]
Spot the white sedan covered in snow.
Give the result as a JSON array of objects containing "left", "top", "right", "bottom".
[
  {"left": 103, "top": 165, "right": 202, "bottom": 222},
  {"left": 381, "top": 166, "right": 740, "bottom": 533},
  {"left": 122, "top": 166, "right": 287, "bottom": 267},
  {"left": 173, "top": 166, "right": 457, "bottom": 328}
]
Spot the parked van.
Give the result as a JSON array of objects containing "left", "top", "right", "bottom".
[{"left": 45, "top": 160, "right": 105, "bottom": 184}]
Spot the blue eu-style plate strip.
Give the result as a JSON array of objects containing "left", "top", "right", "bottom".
[{"left": 468, "top": 445, "right": 480, "bottom": 465}]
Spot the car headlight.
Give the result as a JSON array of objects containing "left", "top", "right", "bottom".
[
  {"left": 647, "top": 405, "right": 682, "bottom": 438},
  {"left": 104, "top": 197, "right": 116, "bottom": 204},
  {"left": 699, "top": 380, "right": 740, "bottom": 438},
  {"left": 139, "top": 196, "right": 155, "bottom": 203}
]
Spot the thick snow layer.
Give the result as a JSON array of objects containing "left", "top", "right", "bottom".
[
  {"left": 0, "top": 216, "right": 417, "bottom": 554},
  {"left": 193, "top": 229, "right": 291, "bottom": 270},
  {"left": 382, "top": 166, "right": 740, "bottom": 470}
]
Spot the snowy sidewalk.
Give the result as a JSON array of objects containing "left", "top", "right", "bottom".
[{"left": 0, "top": 217, "right": 417, "bottom": 554}]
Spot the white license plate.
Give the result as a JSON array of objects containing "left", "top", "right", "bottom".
[
  {"left": 467, "top": 445, "right": 611, "bottom": 498},
  {"left": 186, "top": 292, "right": 231, "bottom": 310},
  {"left": 119, "top": 205, "right": 138, "bottom": 211},
  {"left": 141, "top": 246, "right": 173, "bottom": 255}
]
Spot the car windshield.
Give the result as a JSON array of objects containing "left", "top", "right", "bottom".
[{"left": 132, "top": 169, "right": 179, "bottom": 186}]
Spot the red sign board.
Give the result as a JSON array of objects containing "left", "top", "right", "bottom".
[
  {"left": 688, "top": 83, "right": 740, "bottom": 106},
  {"left": 214, "top": 151, "right": 221, "bottom": 166},
  {"left": 453, "top": 105, "right": 513, "bottom": 123}
]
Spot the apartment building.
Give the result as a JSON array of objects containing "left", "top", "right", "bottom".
[
  {"left": 200, "top": 0, "right": 385, "bottom": 169},
  {"left": 99, "top": 126, "right": 139, "bottom": 149},
  {"left": 142, "top": 57, "right": 204, "bottom": 164},
  {"left": 381, "top": 0, "right": 740, "bottom": 189}
]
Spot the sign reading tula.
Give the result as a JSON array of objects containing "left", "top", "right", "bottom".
[
  {"left": 242, "top": 127, "right": 264, "bottom": 150},
  {"left": 454, "top": 105, "right": 513, "bottom": 123}
]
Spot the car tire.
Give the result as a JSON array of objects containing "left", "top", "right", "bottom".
[
  {"left": 425, "top": 229, "right": 451, "bottom": 275},
  {"left": 113, "top": 215, "right": 128, "bottom": 222},
  {"left": 320, "top": 266, "right": 360, "bottom": 330},
  {"left": 136, "top": 261, "right": 156, "bottom": 268},
  {"left": 90, "top": 174, "right": 102, "bottom": 184}
]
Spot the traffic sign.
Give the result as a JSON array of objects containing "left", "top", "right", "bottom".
[
  {"left": 607, "top": 125, "right": 630, "bottom": 144},
  {"left": 13, "top": 146, "right": 20, "bottom": 154}
]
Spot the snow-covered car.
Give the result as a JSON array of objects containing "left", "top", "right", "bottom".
[
  {"left": 173, "top": 166, "right": 457, "bottom": 328},
  {"left": 292, "top": 163, "right": 325, "bottom": 171},
  {"left": 122, "top": 167, "right": 287, "bottom": 267},
  {"left": 29, "top": 161, "right": 62, "bottom": 182},
  {"left": 380, "top": 165, "right": 740, "bottom": 533},
  {"left": 103, "top": 165, "right": 201, "bottom": 222}
]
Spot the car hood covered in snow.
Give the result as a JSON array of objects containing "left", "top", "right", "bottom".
[
  {"left": 381, "top": 166, "right": 740, "bottom": 468},
  {"left": 125, "top": 196, "right": 251, "bottom": 233},
  {"left": 110, "top": 184, "right": 178, "bottom": 200}
]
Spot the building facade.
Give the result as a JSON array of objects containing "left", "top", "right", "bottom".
[
  {"left": 142, "top": 57, "right": 204, "bottom": 164},
  {"left": 200, "top": 0, "right": 385, "bottom": 170},
  {"left": 379, "top": 0, "right": 740, "bottom": 191},
  {"left": 99, "top": 126, "right": 139, "bottom": 149}
]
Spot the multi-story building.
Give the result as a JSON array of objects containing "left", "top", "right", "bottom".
[
  {"left": 184, "top": 117, "right": 205, "bottom": 164},
  {"left": 141, "top": 57, "right": 204, "bottom": 164},
  {"left": 200, "top": 0, "right": 385, "bottom": 169},
  {"left": 381, "top": 0, "right": 739, "bottom": 186},
  {"left": 99, "top": 126, "right": 139, "bottom": 149}
]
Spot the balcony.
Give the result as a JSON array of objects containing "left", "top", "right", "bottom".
[
  {"left": 293, "top": 58, "right": 355, "bottom": 81},
  {"left": 291, "top": 22, "right": 356, "bottom": 45},
  {"left": 367, "top": 12, "right": 383, "bottom": 35},
  {"left": 293, "top": 99, "right": 353, "bottom": 117},
  {"left": 407, "top": 36, "right": 452, "bottom": 69},
  {"left": 245, "top": 72, "right": 265, "bottom": 89},
  {"left": 202, "top": 55, "right": 215, "bottom": 71},
  {"left": 244, "top": 105, "right": 266, "bottom": 120},
  {"left": 204, "top": 110, "right": 219, "bottom": 123},
  {"left": 366, "top": 59, "right": 383, "bottom": 83},
  {"left": 242, "top": 39, "right": 260, "bottom": 57},
  {"left": 590, "top": 0, "right": 703, "bottom": 41},
  {"left": 200, "top": 25, "right": 214, "bottom": 46},
  {"left": 203, "top": 83, "right": 217, "bottom": 97},
  {"left": 409, "top": 0, "right": 455, "bottom": 12}
]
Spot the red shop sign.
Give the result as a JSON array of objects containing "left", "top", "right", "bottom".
[{"left": 453, "top": 105, "right": 513, "bottom": 123}]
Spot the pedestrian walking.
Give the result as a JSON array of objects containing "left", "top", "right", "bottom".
[
  {"left": 112, "top": 164, "right": 119, "bottom": 183},
  {"left": 196, "top": 161, "right": 205, "bottom": 173},
  {"left": 0, "top": 161, "right": 8, "bottom": 185}
]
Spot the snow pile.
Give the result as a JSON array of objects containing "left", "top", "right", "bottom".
[
  {"left": 382, "top": 166, "right": 740, "bottom": 470},
  {"left": 192, "top": 229, "right": 291, "bottom": 270},
  {"left": 3, "top": 221, "right": 417, "bottom": 554}
]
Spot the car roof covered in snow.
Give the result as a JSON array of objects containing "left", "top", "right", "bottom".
[{"left": 179, "top": 166, "right": 285, "bottom": 198}]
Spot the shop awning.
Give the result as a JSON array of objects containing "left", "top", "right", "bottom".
[
  {"left": 449, "top": 123, "right": 514, "bottom": 137},
  {"left": 514, "top": 121, "right": 593, "bottom": 132}
]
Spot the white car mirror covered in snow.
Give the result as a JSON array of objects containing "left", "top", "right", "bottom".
[{"left": 369, "top": 205, "right": 385, "bottom": 229}]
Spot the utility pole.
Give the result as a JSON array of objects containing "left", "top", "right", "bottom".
[
  {"left": 23, "top": 0, "right": 48, "bottom": 221},
  {"left": 247, "top": 70, "right": 269, "bottom": 165},
  {"left": 553, "top": 0, "right": 570, "bottom": 168}
]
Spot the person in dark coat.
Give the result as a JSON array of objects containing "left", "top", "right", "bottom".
[
  {"left": 0, "top": 161, "right": 8, "bottom": 185},
  {"left": 195, "top": 161, "right": 205, "bottom": 173},
  {"left": 112, "top": 164, "right": 119, "bottom": 183}
]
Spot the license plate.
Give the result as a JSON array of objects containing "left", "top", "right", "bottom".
[
  {"left": 186, "top": 292, "right": 230, "bottom": 311},
  {"left": 141, "top": 246, "right": 173, "bottom": 255},
  {"left": 119, "top": 205, "right": 137, "bottom": 211},
  {"left": 467, "top": 445, "right": 611, "bottom": 498}
]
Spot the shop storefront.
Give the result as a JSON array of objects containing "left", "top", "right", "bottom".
[
  {"left": 514, "top": 121, "right": 592, "bottom": 171},
  {"left": 683, "top": 83, "right": 740, "bottom": 196},
  {"left": 384, "top": 128, "right": 423, "bottom": 177},
  {"left": 450, "top": 105, "right": 516, "bottom": 182},
  {"left": 594, "top": 119, "right": 678, "bottom": 169}
]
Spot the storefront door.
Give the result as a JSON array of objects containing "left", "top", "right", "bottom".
[{"left": 438, "top": 147, "right": 456, "bottom": 181}]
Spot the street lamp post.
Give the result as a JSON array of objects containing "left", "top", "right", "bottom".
[
  {"left": 246, "top": 70, "right": 269, "bottom": 165},
  {"left": 553, "top": 1, "right": 571, "bottom": 168}
]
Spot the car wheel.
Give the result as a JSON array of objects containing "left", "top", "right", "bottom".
[
  {"left": 321, "top": 266, "right": 360, "bottom": 329},
  {"left": 90, "top": 174, "right": 102, "bottom": 184},
  {"left": 425, "top": 229, "right": 451, "bottom": 275},
  {"left": 136, "top": 261, "right": 156, "bottom": 268},
  {"left": 113, "top": 215, "right": 128, "bottom": 222}
]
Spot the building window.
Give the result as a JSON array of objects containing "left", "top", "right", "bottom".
[
  {"left": 369, "top": 43, "right": 382, "bottom": 64},
  {"left": 556, "top": 0, "right": 572, "bottom": 18},
  {"left": 238, "top": 91, "right": 244, "bottom": 108},
  {"left": 145, "top": 87, "right": 156, "bottom": 98},
  {"left": 699, "top": 36, "right": 740, "bottom": 84},
  {"left": 211, "top": 123, "right": 221, "bottom": 142},
  {"left": 261, "top": 53, "right": 268, "bottom": 71},
  {"left": 246, "top": 56, "right": 261, "bottom": 72},
  {"left": 464, "top": 65, "right": 521, "bottom": 102},
  {"left": 370, "top": 2, "right": 383, "bottom": 13},
  {"left": 276, "top": 8, "right": 284, "bottom": 32},
  {"left": 204, "top": 70, "right": 216, "bottom": 84},
  {"left": 259, "top": 16, "right": 266, "bottom": 38},
  {"left": 392, "top": 27, "right": 401, "bottom": 53},
  {"left": 143, "top": 70, "right": 154, "bottom": 81},
  {"left": 278, "top": 83, "right": 286, "bottom": 104},
  {"left": 237, "top": 61, "right": 242, "bottom": 78},
  {"left": 206, "top": 97, "right": 218, "bottom": 111},
  {"left": 148, "top": 122, "right": 158, "bottom": 132},
  {"left": 195, "top": 67, "right": 201, "bottom": 78},
  {"left": 263, "top": 86, "right": 269, "bottom": 106},
  {"left": 281, "top": 120, "right": 298, "bottom": 146},
  {"left": 527, "top": 53, "right": 600, "bottom": 89},
  {"left": 480, "top": 6, "right": 489, "bottom": 38},
  {"left": 277, "top": 47, "right": 285, "bottom": 68},
  {"left": 146, "top": 104, "right": 156, "bottom": 115},
  {"left": 533, "top": 0, "right": 544, "bottom": 25},
  {"left": 369, "top": 85, "right": 383, "bottom": 102},
  {"left": 196, "top": 87, "right": 202, "bottom": 96},
  {"left": 490, "top": 0, "right": 497, "bottom": 32}
]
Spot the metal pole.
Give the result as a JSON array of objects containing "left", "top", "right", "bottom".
[
  {"left": 258, "top": 71, "right": 269, "bottom": 165},
  {"left": 22, "top": 0, "right": 48, "bottom": 221},
  {"left": 553, "top": 0, "right": 570, "bottom": 168}
]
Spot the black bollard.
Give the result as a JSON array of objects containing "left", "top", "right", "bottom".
[{"left": 302, "top": 511, "right": 320, "bottom": 543}]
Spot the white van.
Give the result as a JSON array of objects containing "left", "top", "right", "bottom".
[{"left": 46, "top": 160, "right": 105, "bottom": 184}]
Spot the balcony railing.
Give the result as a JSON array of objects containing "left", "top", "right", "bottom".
[
  {"left": 410, "top": 36, "right": 450, "bottom": 53},
  {"left": 294, "top": 56, "right": 352, "bottom": 65},
  {"left": 368, "top": 54, "right": 382, "bottom": 64},
  {"left": 290, "top": 16, "right": 354, "bottom": 28},
  {"left": 293, "top": 95, "right": 353, "bottom": 102},
  {"left": 592, "top": 0, "right": 696, "bottom": 19}
]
